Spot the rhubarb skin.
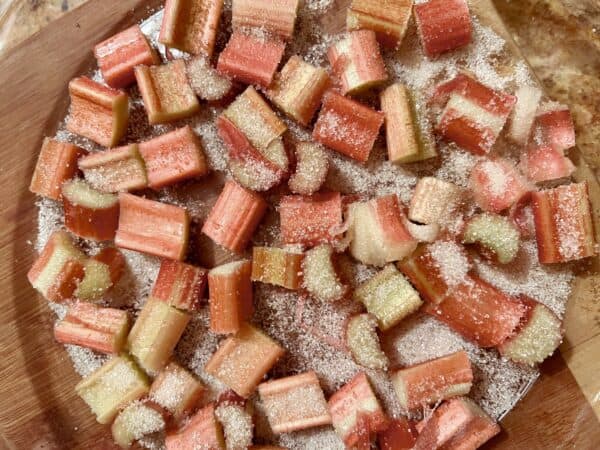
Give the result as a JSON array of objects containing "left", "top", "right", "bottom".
[
  {"left": 115, "top": 193, "right": 190, "bottom": 261},
  {"left": 535, "top": 103, "right": 576, "bottom": 151},
  {"left": 159, "top": 0, "right": 223, "bottom": 57},
  {"left": 251, "top": 247, "right": 304, "bottom": 290},
  {"left": 66, "top": 76, "right": 129, "bottom": 147},
  {"left": 27, "top": 230, "right": 86, "bottom": 302},
  {"left": 166, "top": 403, "right": 226, "bottom": 450},
  {"left": 279, "top": 192, "right": 343, "bottom": 247},
  {"left": 531, "top": 182, "right": 596, "bottom": 264},
  {"left": 377, "top": 418, "right": 418, "bottom": 450},
  {"left": 152, "top": 259, "right": 208, "bottom": 312},
  {"left": 232, "top": 0, "right": 300, "bottom": 40},
  {"left": 217, "top": 30, "right": 286, "bottom": 88},
  {"left": 135, "top": 60, "right": 200, "bottom": 124},
  {"left": 30, "top": 138, "right": 86, "bottom": 200},
  {"left": 94, "top": 24, "right": 160, "bottom": 88},
  {"left": 414, "top": 0, "right": 472, "bottom": 58},
  {"left": 150, "top": 361, "right": 205, "bottom": 421},
  {"left": 205, "top": 323, "right": 285, "bottom": 398},
  {"left": 313, "top": 90, "right": 384, "bottom": 163},
  {"left": 139, "top": 126, "right": 209, "bottom": 189},
  {"left": 520, "top": 144, "right": 575, "bottom": 183},
  {"left": 201, "top": 180, "right": 268, "bottom": 253},
  {"left": 54, "top": 302, "right": 130, "bottom": 354},
  {"left": 76, "top": 247, "right": 125, "bottom": 300},
  {"left": 346, "top": 0, "right": 413, "bottom": 49}
]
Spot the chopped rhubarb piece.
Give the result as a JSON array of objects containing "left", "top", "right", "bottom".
[
  {"left": 208, "top": 260, "right": 254, "bottom": 334},
  {"left": 27, "top": 230, "right": 86, "bottom": 302},
  {"left": 279, "top": 192, "right": 343, "bottom": 247},
  {"left": 139, "top": 126, "right": 209, "bottom": 189},
  {"left": 115, "top": 193, "right": 190, "bottom": 260},
  {"left": 66, "top": 76, "right": 129, "bottom": 147},
  {"left": 150, "top": 361, "right": 205, "bottom": 420},
  {"left": 414, "top": 0, "right": 472, "bottom": 57},
  {"left": 391, "top": 351, "right": 473, "bottom": 411},
  {"left": 268, "top": 56, "right": 330, "bottom": 126},
  {"left": 217, "top": 30, "right": 286, "bottom": 87},
  {"left": 534, "top": 102, "right": 576, "bottom": 151},
  {"left": 215, "top": 401, "right": 254, "bottom": 449},
  {"left": 509, "top": 193, "right": 536, "bottom": 239},
  {"left": 469, "top": 158, "right": 530, "bottom": 213},
  {"left": 127, "top": 297, "right": 191, "bottom": 375},
  {"left": 186, "top": 55, "right": 234, "bottom": 102},
  {"left": 434, "top": 74, "right": 515, "bottom": 154},
  {"left": 94, "top": 25, "right": 159, "bottom": 88},
  {"left": 112, "top": 400, "right": 166, "bottom": 448},
  {"left": 152, "top": 259, "right": 208, "bottom": 312},
  {"left": 520, "top": 144, "right": 575, "bottom": 183},
  {"left": 346, "top": 313, "right": 389, "bottom": 370},
  {"left": 313, "top": 91, "right": 384, "bottom": 162},
  {"left": 409, "top": 177, "right": 462, "bottom": 226},
  {"left": 54, "top": 302, "right": 130, "bottom": 354},
  {"left": 232, "top": 0, "right": 300, "bottom": 40},
  {"left": 75, "top": 355, "right": 149, "bottom": 424},
  {"left": 347, "top": 195, "right": 417, "bottom": 266},
  {"left": 76, "top": 247, "right": 125, "bottom": 300},
  {"left": 258, "top": 371, "right": 331, "bottom": 433},
  {"left": 30, "top": 138, "right": 86, "bottom": 200},
  {"left": 251, "top": 247, "right": 304, "bottom": 290},
  {"left": 202, "top": 180, "right": 267, "bottom": 253},
  {"left": 327, "top": 30, "right": 388, "bottom": 96},
  {"left": 346, "top": 0, "right": 413, "bottom": 49},
  {"left": 288, "top": 142, "right": 329, "bottom": 195},
  {"left": 377, "top": 418, "right": 418, "bottom": 450},
  {"left": 354, "top": 264, "right": 422, "bottom": 331},
  {"left": 159, "top": 0, "right": 223, "bottom": 56},
  {"left": 413, "top": 397, "right": 500, "bottom": 450},
  {"left": 166, "top": 403, "right": 226, "bottom": 450},
  {"left": 507, "top": 85, "right": 542, "bottom": 145},
  {"left": 135, "top": 60, "right": 200, "bottom": 124},
  {"left": 498, "top": 296, "right": 563, "bottom": 365},
  {"left": 463, "top": 213, "right": 521, "bottom": 264},
  {"left": 205, "top": 323, "right": 285, "bottom": 397},
  {"left": 531, "top": 182, "right": 596, "bottom": 263},
  {"left": 62, "top": 179, "right": 119, "bottom": 241},
  {"left": 328, "top": 372, "right": 389, "bottom": 448},
  {"left": 381, "top": 83, "right": 436, "bottom": 164},
  {"left": 426, "top": 276, "right": 526, "bottom": 347},
  {"left": 302, "top": 244, "right": 347, "bottom": 302},
  {"left": 78, "top": 144, "right": 148, "bottom": 193}
]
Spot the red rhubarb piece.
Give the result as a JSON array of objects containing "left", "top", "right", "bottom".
[
  {"left": 232, "top": 0, "right": 300, "bottom": 40},
  {"left": 152, "top": 259, "right": 208, "bottom": 312},
  {"left": 165, "top": 403, "right": 225, "bottom": 450},
  {"left": 520, "top": 144, "right": 575, "bottom": 183},
  {"left": 346, "top": 0, "right": 413, "bottom": 49},
  {"left": 534, "top": 102, "right": 576, "bottom": 151},
  {"left": 414, "top": 0, "right": 472, "bottom": 57},
  {"left": 377, "top": 418, "right": 418, "bottom": 450}
]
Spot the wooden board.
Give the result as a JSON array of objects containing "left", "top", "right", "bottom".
[{"left": 0, "top": 0, "right": 598, "bottom": 449}]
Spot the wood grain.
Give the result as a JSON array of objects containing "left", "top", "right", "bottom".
[{"left": 0, "top": 0, "right": 598, "bottom": 449}]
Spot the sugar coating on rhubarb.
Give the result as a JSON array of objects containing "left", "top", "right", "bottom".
[
  {"left": 215, "top": 403, "right": 254, "bottom": 449},
  {"left": 428, "top": 240, "right": 472, "bottom": 288},
  {"left": 112, "top": 401, "right": 165, "bottom": 447}
]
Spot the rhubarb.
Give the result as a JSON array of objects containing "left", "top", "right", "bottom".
[
  {"left": 152, "top": 259, "right": 208, "bottom": 312},
  {"left": 112, "top": 401, "right": 166, "bottom": 448},
  {"left": 462, "top": 213, "right": 521, "bottom": 264},
  {"left": 215, "top": 401, "right": 254, "bottom": 449},
  {"left": 409, "top": 177, "right": 462, "bottom": 226},
  {"left": 346, "top": 313, "right": 389, "bottom": 370},
  {"left": 232, "top": 0, "right": 300, "bottom": 40},
  {"left": 150, "top": 361, "right": 205, "bottom": 420},
  {"left": 76, "top": 247, "right": 125, "bottom": 300},
  {"left": 346, "top": 0, "right": 413, "bottom": 49},
  {"left": 507, "top": 85, "right": 542, "bottom": 145},
  {"left": 534, "top": 102, "right": 576, "bottom": 151},
  {"left": 520, "top": 144, "right": 575, "bottom": 183},
  {"left": 166, "top": 403, "right": 226, "bottom": 450},
  {"left": 377, "top": 418, "right": 418, "bottom": 450},
  {"left": 186, "top": 55, "right": 234, "bottom": 102},
  {"left": 288, "top": 142, "right": 329, "bottom": 195},
  {"left": 251, "top": 247, "right": 304, "bottom": 290},
  {"left": 414, "top": 0, "right": 472, "bottom": 57},
  {"left": 302, "top": 244, "right": 347, "bottom": 302}
]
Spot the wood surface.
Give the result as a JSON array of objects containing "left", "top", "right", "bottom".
[{"left": 0, "top": 0, "right": 598, "bottom": 449}]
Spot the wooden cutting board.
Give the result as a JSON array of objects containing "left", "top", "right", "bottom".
[{"left": 0, "top": 1, "right": 598, "bottom": 449}]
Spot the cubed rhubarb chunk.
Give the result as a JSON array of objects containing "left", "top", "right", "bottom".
[
  {"left": 115, "top": 193, "right": 190, "bottom": 260},
  {"left": 94, "top": 24, "right": 159, "bottom": 88},
  {"left": 150, "top": 362, "right": 205, "bottom": 420},
  {"left": 27, "top": 230, "right": 86, "bottom": 302},
  {"left": 258, "top": 371, "right": 331, "bottom": 433},
  {"left": 381, "top": 83, "right": 437, "bottom": 164},
  {"left": 302, "top": 245, "right": 347, "bottom": 302},
  {"left": 279, "top": 192, "right": 343, "bottom": 247},
  {"left": 166, "top": 403, "right": 226, "bottom": 450},
  {"left": 205, "top": 323, "right": 285, "bottom": 397},
  {"left": 251, "top": 247, "right": 304, "bottom": 290},
  {"left": 347, "top": 195, "right": 417, "bottom": 266},
  {"left": 202, "top": 180, "right": 267, "bottom": 253},
  {"left": 76, "top": 355, "right": 149, "bottom": 424},
  {"left": 520, "top": 144, "right": 575, "bottom": 183},
  {"left": 54, "top": 302, "right": 130, "bottom": 354},
  {"left": 507, "top": 85, "right": 542, "bottom": 145},
  {"left": 127, "top": 297, "right": 191, "bottom": 375},
  {"left": 377, "top": 418, "right": 418, "bottom": 450},
  {"left": 409, "top": 177, "right": 462, "bottom": 225},
  {"left": 354, "top": 264, "right": 422, "bottom": 331},
  {"left": 215, "top": 401, "right": 254, "bottom": 449},
  {"left": 327, "top": 30, "right": 388, "bottom": 96},
  {"left": 288, "top": 142, "right": 329, "bottom": 195},
  {"left": 66, "top": 76, "right": 129, "bottom": 147},
  {"left": 346, "top": 0, "right": 413, "bottom": 49},
  {"left": 186, "top": 56, "right": 234, "bottom": 102},
  {"left": 268, "top": 56, "right": 330, "bottom": 126},
  {"left": 159, "top": 0, "right": 223, "bottom": 56},
  {"left": 232, "top": 0, "right": 300, "bottom": 40},
  {"left": 346, "top": 313, "right": 389, "bottom": 370},
  {"left": 531, "top": 182, "right": 596, "bottom": 263},
  {"left": 462, "top": 213, "right": 521, "bottom": 264},
  {"left": 534, "top": 102, "right": 576, "bottom": 151},
  {"left": 152, "top": 259, "right": 208, "bottom": 312},
  {"left": 62, "top": 179, "right": 119, "bottom": 241},
  {"left": 208, "top": 260, "right": 254, "bottom": 334},
  {"left": 328, "top": 372, "right": 389, "bottom": 448},
  {"left": 217, "top": 30, "right": 286, "bottom": 87},
  {"left": 414, "top": 0, "right": 472, "bottom": 57},
  {"left": 76, "top": 247, "right": 125, "bottom": 300},
  {"left": 313, "top": 90, "right": 384, "bottom": 163},
  {"left": 135, "top": 60, "right": 200, "bottom": 124},
  {"left": 30, "top": 138, "right": 86, "bottom": 200},
  {"left": 469, "top": 158, "right": 530, "bottom": 213},
  {"left": 498, "top": 296, "right": 563, "bottom": 365},
  {"left": 112, "top": 401, "right": 166, "bottom": 448}
]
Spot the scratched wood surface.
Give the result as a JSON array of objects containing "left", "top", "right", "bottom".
[{"left": 0, "top": 0, "right": 598, "bottom": 449}]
